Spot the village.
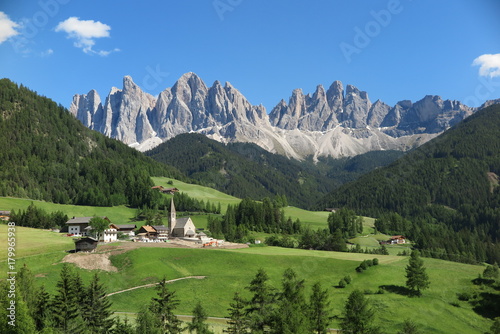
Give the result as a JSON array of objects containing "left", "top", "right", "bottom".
[{"left": 65, "top": 197, "right": 228, "bottom": 252}]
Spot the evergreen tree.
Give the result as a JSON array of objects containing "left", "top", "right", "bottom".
[
  {"left": 340, "top": 290, "right": 377, "bottom": 334},
  {"left": 397, "top": 319, "right": 421, "bottom": 334},
  {"left": 224, "top": 292, "right": 248, "bottom": 334},
  {"left": 272, "top": 268, "right": 310, "bottom": 334},
  {"left": 187, "top": 302, "right": 214, "bottom": 334},
  {"left": 483, "top": 263, "right": 500, "bottom": 279},
  {"left": 245, "top": 269, "right": 276, "bottom": 333},
  {"left": 309, "top": 282, "right": 332, "bottom": 334},
  {"left": 149, "top": 278, "right": 184, "bottom": 333},
  {"left": 136, "top": 305, "right": 163, "bottom": 334},
  {"left": 82, "top": 273, "right": 114, "bottom": 333},
  {"left": 110, "top": 316, "right": 135, "bottom": 334},
  {"left": 33, "top": 285, "right": 55, "bottom": 331},
  {"left": 405, "top": 250, "right": 430, "bottom": 296},
  {"left": 51, "top": 264, "right": 85, "bottom": 333},
  {"left": 489, "top": 317, "right": 500, "bottom": 334}
]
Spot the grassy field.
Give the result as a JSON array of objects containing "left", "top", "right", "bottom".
[
  {"left": 0, "top": 197, "right": 139, "bottom": 225},
  {"left": 2, "top": 223, "right": 493, "bottom": 333}
]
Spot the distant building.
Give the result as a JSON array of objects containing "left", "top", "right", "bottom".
[
  {"left": 0, "top": 210, "right": 11, "bottom": 221},
  {"left": 74, "top": 237, "right": 98, "bottom": 252},
  {"left": 168, "top": 198, "right": 197, "bottom": 238},
  {"left": 65, "top": 217, "right": 117, "bottom": 242},
  {"left": 110, "top": 224, "right": 137, "bottom": 237},
  {"left": 389, "top": 235, "right": 406, "bottom": 244}
]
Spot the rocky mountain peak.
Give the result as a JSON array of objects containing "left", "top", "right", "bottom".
[{"left": 71, "top": 72, "right": 490, "bottom": 159}]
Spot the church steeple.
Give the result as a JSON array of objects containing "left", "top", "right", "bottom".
[{"left": 169, "top": 197, "right": 177, "bottom": 235}]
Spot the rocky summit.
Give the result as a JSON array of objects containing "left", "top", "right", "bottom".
[{"left": 70, "top": 72, "right": 492, "bottom": 160}]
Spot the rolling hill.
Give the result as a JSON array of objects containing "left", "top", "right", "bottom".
[
  {"left": 317, "top": 103, "right": 500, "bottom": 264},
  {"left": 0, "top": 78, "right": 183, "bottom": 207},
  {"left": 145, "top": 133, "right": 402, "bottom": 208}
]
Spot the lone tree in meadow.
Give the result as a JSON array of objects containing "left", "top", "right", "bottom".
[
  {"left": 340, "top": 289, "right": 378, "bottom": 334},
  {"left": 405, "top": 250, "right": 430, "bottom": 296}
]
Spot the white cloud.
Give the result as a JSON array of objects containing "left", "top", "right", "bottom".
[
  {"left": 473, "top": 53, "right": 500, "bottom": 78},
  {"left": 41, "top": 49, "right": 54, "bottom": 57},
  {"left": 0, "top": 11, "right": 20, "bottom": 44},
  {"left": 55, "top": 17, "right": 118, "bottom": 56}
]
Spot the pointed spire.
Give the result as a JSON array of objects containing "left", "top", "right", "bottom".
[{"left": 169, "top": 197, "right": 176, "bottom": 236}]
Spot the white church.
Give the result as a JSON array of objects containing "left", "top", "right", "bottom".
[{"left": 168, "top": 197, "right": 197, "bottom": 238}]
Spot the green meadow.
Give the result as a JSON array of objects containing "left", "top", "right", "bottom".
[
  {"left": 0, "top": 183, "right": 492, "bottom": 333},
  {"left": 1, "top": 223, "right": 493, "bottom": 333}
]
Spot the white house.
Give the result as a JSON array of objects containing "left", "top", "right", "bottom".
[{"left": 65, "top": 217, "right": 117, "bottom": 243}]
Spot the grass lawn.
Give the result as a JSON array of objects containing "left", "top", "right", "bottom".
[
  {"left": 0, "top": 197, "right": 139, "bottom": 225},
  {"left": 0, "top": 224, "right": 74, "bottom": 261},
  {"left": 4, "top": 223, "right": 494, "bottom": 333}
]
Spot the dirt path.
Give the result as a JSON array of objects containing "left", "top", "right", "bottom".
[{"left": 106, "top": 276, "right": 206, "bottom": 297}]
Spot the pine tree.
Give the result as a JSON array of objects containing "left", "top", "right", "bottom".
[
  {"left": 405, "top": 250, "right": 430, "bottom": 296},
  {"left": 224, "top": 292, "right": 248, "bottom": 334},
  {"left": 149, "top": 277, "right": 184, "bottom": 333},
  {"left": 397, "top": 319, "right": 421, "bottom": 334},
  {"left": 272, "top": 268, "right": 310, "bottom": 334},
  {"left": 82, "top": 273, "right": 114, "bottom": 333},
  {"left": 33, "top": 285, "right": 54, "bottom": 331},
  {"left": 187, "top": 302, "right": 214, "bottom": 334},
  {"left": 111, "top": 316, "right": 135, "bottom": 334},
  {"left": 245, "top": 268, "right": 276, "bottom": 333},
  {"left": 136, "top": 305, "right": 163, "bottom": 334},
  {"left": 51, "top": 264, "right": 85, "bottom": 333},
  {"left": 309, "top": 282, "right": 332, "bottom": 334},
  {"left": 340, "top": 290, "right": 377, "bottom": 334}
]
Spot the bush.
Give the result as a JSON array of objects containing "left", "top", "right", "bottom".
[
  {"left": 338, "top": 279, "right": 347, "bottom": 288},
  {"left": 365, "top": 259, "right": 373, "bottom": 267},
  {"left": 344, "top": 275, "right": 352, "bottom": 284},
  {"left": 356, "top": 266, "right": 364, "bottom": 273},
  {"left": 372, "top": 258, "right": 379, "bottom": 266}
]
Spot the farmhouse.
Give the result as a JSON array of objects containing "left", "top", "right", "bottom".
[
  {"left": 136, "top": 225, "right": 157, "bottom": 240},
  {"left": 65, "top": 217, "right": 117, "bottom": 243},
  {"left": 168, "top": 197, "right": 197, "bottom": 238},
  {"left": 389, "top": 235, "right": 406, "bottom": 244},
  {"left": 110, "top": 224, "right": 137, "bottom": 237}
]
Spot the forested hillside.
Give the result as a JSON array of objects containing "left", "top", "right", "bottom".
[
  {"left": 317, "top": 103, "right": 500, "bottom": 264},
  {"left": 145, "top": 133, "right": 402, "bottom": 208},
  {"left": 0, "top": 79, "right": 183, "bottom": 207}
]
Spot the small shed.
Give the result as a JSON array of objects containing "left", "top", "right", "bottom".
[{"left": 74, "top": 237, "right": 98, "bottom": 252}]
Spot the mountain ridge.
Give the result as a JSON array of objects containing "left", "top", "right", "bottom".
[{"left": 70, "top": 72, "right": 497, "bottom": 159}]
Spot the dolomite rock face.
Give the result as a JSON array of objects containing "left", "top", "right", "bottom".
[{"left": 71, "top": 72, "right": 484, "bottom": 160}]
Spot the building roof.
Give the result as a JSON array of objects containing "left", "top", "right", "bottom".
[
  {"left": 0, "top": 210, "right": 11, "bottom": 215},
  {"left": 66, "top": 216, "right": 108, "bottom": 225},
  {"left": 175, "top": 217, "right": 194, "bottom": 229},
  {"left": 74, "top": 237, "right": 98, "bottom": 244},
  {"left": 153, "top": 225, "right": 168, "bottom": 232},
  {"left": 140, "top": 225, "right": 156, "bottom": 233},
  {"left": 111, "top": 224, "right": 136, "bottom": 230},
  {"left": 390, "top": 235, "right": 405, "bottom": 239}
]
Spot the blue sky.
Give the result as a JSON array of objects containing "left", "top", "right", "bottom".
[{"left": 1, "top": 0, "right": 499, "bottom": 111}]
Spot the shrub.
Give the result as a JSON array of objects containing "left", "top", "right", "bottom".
[
  {"left": 372, "top": 258, "right": 379, "bottom": 266},
  {"left": 344, "top": 275, "right": 352, "bottom": 284},
  {"left": 338, "top": 279, "right": 347, "bottom": 288},
  {"left": 356, "top": 266, "right": 364, "bottom": 273}
]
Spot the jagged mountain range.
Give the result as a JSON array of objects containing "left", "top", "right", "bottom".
[{"left": 70, "top": 72, "right": 496, "bottom": 159}]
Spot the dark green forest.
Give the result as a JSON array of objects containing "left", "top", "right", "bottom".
[
  {"left": 0, "top": 79, "right": 183, "bottom": 207},
  {"left": 145, "top": 133, "right": 401, "bottom": 208},
  {"left": 318, "top": 104, "right": 500, "bottom": 264}
]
